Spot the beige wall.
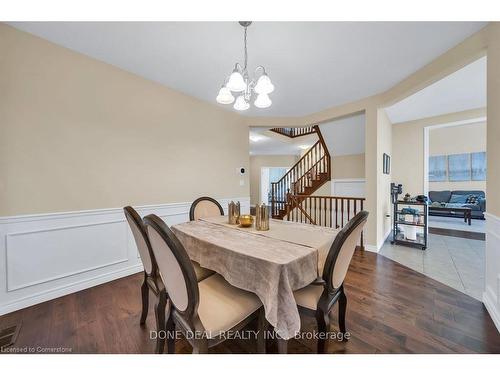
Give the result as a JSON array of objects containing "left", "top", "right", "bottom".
[
  {"left": 0, "top": 24, "right": 249, "bottom": 216},
  {"left": 488, "top": 23, "right": 500, "bottom": 217},
  {"left": 485, "top": 22, "right": 500, "bottom": 332},
  {"left": 391, "top": 108, "right": 486, "bottom": 197},
  {"left": 249, "top": 155, "right": 298, "bottom": 205},
  {"left": 429, "top": 122, "right": 486, "bottom": 192},
  {"left": 312, "top": 153, "right": 365, "bottom": 196},
  {"left": 376, "top": 109, "right": 393, "bottom": 244},
  {"left": 332, "top": 153, "right": 365, "bottom": 179}
]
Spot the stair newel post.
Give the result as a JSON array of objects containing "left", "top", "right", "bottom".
[
  {"left": 286, "top": 188, "right": 291, "bottom": 220},
  {"left": 314, "top": 144, "right": 317, "bottom": 172},
  {"left": 271, "top": 182, "right": 276, "bottom": 217},
  {"left": 278, "top": 181, "right": 281, "bottom": 215},
  {"left": 327, "top": 153, "right": 331, "bottom": 179},
  {"left": 280, "top": 179, "right": 284, "bottom": 213},
  {"left": 286, "top": 196, "right": 290, "bottom": 221},
  {"left": 288, "top": 176, "right": 291, "bottom": 211}
]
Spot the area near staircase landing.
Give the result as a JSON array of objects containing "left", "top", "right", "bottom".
[{"left": 270, "top": 126, "right": 331, "bottom": 219}]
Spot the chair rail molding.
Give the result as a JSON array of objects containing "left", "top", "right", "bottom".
[
  {"left": 483, "top": 212, "right": 500, "bottom": 332},
  {"left": 0, "top": 197, "right": 250, "bottom": 315}
]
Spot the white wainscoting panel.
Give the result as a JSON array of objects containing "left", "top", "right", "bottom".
[
  {"left": 484, "top": 212, "right": 500, "bottom": 332},
  {"left": 6, "top": 220, "right": 128, "bottom": 292},
  {"left": 0, "top": 197, "right": 249, "bottom": 315},
  {"left": 332, "top": 179, "right": 366, "bottom": 198}
]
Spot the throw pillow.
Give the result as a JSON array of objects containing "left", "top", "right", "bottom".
[
  {"left": 449, "top": 194, "right": 468, "bottom": 204},
  {"left": 466, "top": 195, "right": 479, "bottom": 205}
]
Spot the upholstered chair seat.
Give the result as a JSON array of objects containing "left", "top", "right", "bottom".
[
  {"left": 152, "top": 263, "right": 209, "bottom": 290},
  {"left": 193, "top": 261, "right": 216, "bottom": 282},
  {"left": 185, "top": 274, "right": 262, "bottom": 339},
  {"left": 293, "top": 284, "right": 324, "bottom": 310}
]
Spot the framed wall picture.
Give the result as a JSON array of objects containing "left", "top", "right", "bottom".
[
  {"left": 429, "top": 155, "right": 447, "bottom": 181},
  {"left": 383, "top": 153, "right": 390, "bottom": 174},
  {"left": 471, "top": 151, "right": 487, "bottom": 181},
  {"left": 448, "top": 153, "right": 471, "bottom": 181}
]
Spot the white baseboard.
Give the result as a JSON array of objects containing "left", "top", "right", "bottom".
[
  {"left": 0, "top": 197, "right": 249, "bottom": 315},
  {"left": 483, "top": 212, "right": 500, "bottom": 332},
  {"left": 483, "top": 285, "right": 500, "bottom": 332},
  {"left": 365, "top": 228, "right": 392, "bottom": 253},
  {"left": 364, "top": 244, "right": 379, "bottom": 253}
]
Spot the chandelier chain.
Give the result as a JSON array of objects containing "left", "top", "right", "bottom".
[{"left": 244, "top": 26, "right": 248, "bottom": 71}]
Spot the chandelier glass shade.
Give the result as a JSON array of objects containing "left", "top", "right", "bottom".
[
  {"left": 254, "top": 93, "right": 272, "bottom": 108},
  {"left": 234, "top": 95, "right": 250, "bottom": 111},
  {"left": 216, "top": 22, "right": 274, "bottom": 111},
  {"left": 227, "top": 70, "right": 246, "bottom": 92},
  {"left": 216, "top": 86, "right": 235, "bottom": 104}
]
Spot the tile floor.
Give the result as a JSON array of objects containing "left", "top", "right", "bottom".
[
  {"left": 379, "top": 233, "right": 485, "bottom": 300},
  {"left": 429, "top": 215, "right": 486, "bottom": 233}
]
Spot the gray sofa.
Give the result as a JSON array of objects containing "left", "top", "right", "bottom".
[{"left": 429, "top": 190, "right": 486, "bottom": 220}]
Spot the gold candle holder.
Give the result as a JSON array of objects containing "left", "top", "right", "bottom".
[
  {"left": 228, "top": 201, "right": 240, "bottom": 225},
  {"left": 255, "top": 203, "right": 269, "bottom": 231}
]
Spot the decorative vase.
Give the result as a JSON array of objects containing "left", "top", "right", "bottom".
[{"left": 255, "top": 203, "right": 269, "bottom": 231}]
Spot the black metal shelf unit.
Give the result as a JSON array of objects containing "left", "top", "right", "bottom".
[{"left": 391, "top": 201, "right": 428, "bottom": 250}]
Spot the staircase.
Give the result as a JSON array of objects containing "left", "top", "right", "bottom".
[
  {"left": 270, "top": 126, "right": 316, "bottom": 138},
  {"left": 271, "top": 125, "right": 331, "bottom": 219}
]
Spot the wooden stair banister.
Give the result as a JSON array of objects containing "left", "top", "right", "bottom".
[
  {"left": 285, "top": 195, "right": 366, "bottom": 249},
  {"left": 270, "top": 126, "right": 316, "bottom": 138},
  {"left": 271, "top": 125, "right": 331, "bottom": 219}
]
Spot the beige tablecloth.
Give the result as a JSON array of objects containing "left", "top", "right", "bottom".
[{"left": 171, "top": 216, "right": 338, "bottom": 339}]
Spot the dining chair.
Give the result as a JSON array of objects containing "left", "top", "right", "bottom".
[
  {"left": 124, "top": 206, "right": 216, "bottom": 352},
  {"left": 189, "top": 196, "right": 224, "bottom": 221},
  {"left": 124, "top": 206, "right": 161, "bottom": 328},
  {"left": 293, "top": 210, "right": 369, "bottom": 353},
  {"left": 188, "top": 196, "right": 225, "bottom": 279},
  {"left": 144, "top": 214, "right": 266, "bottom": 354}
]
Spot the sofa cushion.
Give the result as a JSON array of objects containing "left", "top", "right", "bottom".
[
  {"left": 449, "top": 194, "right": 468, "bottom": 204},
  {"left": 429, "top": 190, "right": 452, "bottom": 203},
  {"left": 466, "top": 195, "right": 480, "bottom": 204},
  {"left": 452, "top": 190, "right": 485, "bottom": 198}
]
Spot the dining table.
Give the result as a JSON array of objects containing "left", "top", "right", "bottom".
[{"left": 171, "top": 215, "right": 340, "bottom": 351}]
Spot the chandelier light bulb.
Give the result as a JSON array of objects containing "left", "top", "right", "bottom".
[
  {"left": 254, "top": 73, "right": 274, "bottom": 94},
  {"left": 234, "top": 95, "right": 250, "bottom": 111},
  {"left": 227, "top": 69, "right": 246, "bottom": 92},
  {"left": 254, "top": 93, "right": 272, "bottom": 109},
  {"left": 216, "top": 86, "right": 235, "bottom": 104}
]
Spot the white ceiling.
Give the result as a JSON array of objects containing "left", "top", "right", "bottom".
[
  {"left": 385, "top": 56, "right": 487, "bottom": 123},
  {"left": 250, "top": 113, "right": 365, "bottom": 156},
  {"left": 8, "top": 22, "right": 487, "bottom": 117},
  {"left": 249, "top": 128, "right": 315, "bottom": 155}
]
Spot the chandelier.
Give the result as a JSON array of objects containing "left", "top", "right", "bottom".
[{"left": 216, "top": 21, "right": 274, "bottom": 110}]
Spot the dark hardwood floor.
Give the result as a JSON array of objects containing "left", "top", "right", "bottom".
[
  {"left": 429, "top": 227, "right": 485, "bottom": 241},
  {"left": 1, "top": 250, "right": 499, "bottom": 354}
]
